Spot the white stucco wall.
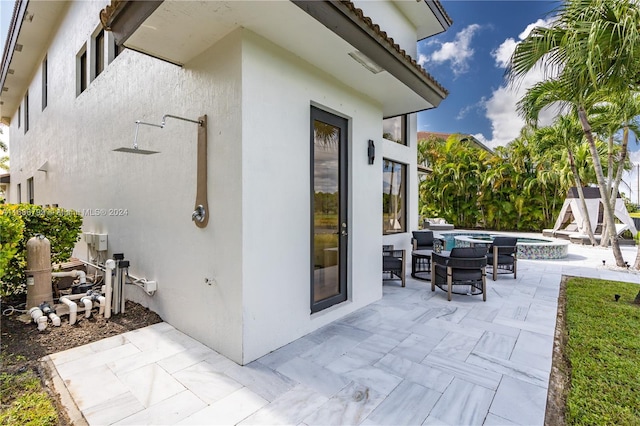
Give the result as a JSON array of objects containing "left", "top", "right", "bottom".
[
  {"left": 7, "top": 1, "right": 421, "bottom": 365},
  {"left": 352, "top": 0, "right": 418, "bottom": 57},
  {"left": 9, "top": 2, "right": 246, "bottom": 362},
  {"left": 239, "top": 31, "right": 385, "bottom": 363}
]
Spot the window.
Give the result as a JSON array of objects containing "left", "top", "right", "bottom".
[
  {"left": 383, "top": 159, "right": 406, "bottom": 234},
  {"left": 17, "top": 183, "right": 21, "bottom": 203},
  {"left": 94, "top": 30, "right": 104, "bottom": 78},
  {"left": 383, "top": 115, "right": 407, "bottom": 145},
  {"left": 109, "top": 32, "right": 125, "bottom": 63},
  {"left": 23, "top": 92, "right": 29, "bottom": 133},
  {"left": 42, "top": 56, "right": 48, "bottom": 110},
  {"left": 27, "top": 177, "right": 34, "bottom": 204},
  {"left": 17, "top": 105, "right": 20, "bottom": 128},
  {"left": 77, "top": 45, "right": 87, "bottom": 96}
]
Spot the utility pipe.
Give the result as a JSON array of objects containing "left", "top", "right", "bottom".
[
  {"left": 104, "top": 260, "right": 115, "bottom": 319},
  {"left": 80, "top": 297, "right": 93, "bottom": 318},
  {"left": 52, "top": 270, "right": 86, "bottom": 284},
  {"left": 48, "top": 312, "right": 61, "bottom": 327},
  {"left": 59, "top": 296, "right": 78, "bottom": 325},
  {"left": 29, "top": 307, "right": 48, "bottom": 331}
]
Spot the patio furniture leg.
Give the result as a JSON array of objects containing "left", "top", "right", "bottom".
[
  {"left": 482, "top": 271, "right": 487, "bottom": 301},
  {"left": 493, "top": 254, "right": 498, "bottom": 281},
  {"left": 447, "top": 267, "right": 452, "bottom": 301}
]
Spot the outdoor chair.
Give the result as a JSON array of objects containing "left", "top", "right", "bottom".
[
  {"left": 486, "top": 236, "right": 518, "bottom": 281},
  {"left": 382, "top": 245, "right": 406, "bottom": 287},
  {"left": 431, "top": 247, "right": 487, "bottom": 301},
  {"left": 412, "top": 230, "right": 434, "bottom": 251}
]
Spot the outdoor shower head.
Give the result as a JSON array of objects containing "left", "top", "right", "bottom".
[
  {"left": 112, "top": 147, "right": 160, "bottom": 155},
  {"left": 113, "top": 115, "right": 203, "bottom": 155},
  {"left": 113, "top": 120, "right": 164, "bottom": 155}
]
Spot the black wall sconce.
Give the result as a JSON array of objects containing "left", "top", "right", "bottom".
[{"left": 368, "top": 139, "right": 375, "bottom": 165}]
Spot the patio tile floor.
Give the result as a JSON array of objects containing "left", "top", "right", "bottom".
[{"left": 45, "top": 239, "right": 640, "bottom": 425}]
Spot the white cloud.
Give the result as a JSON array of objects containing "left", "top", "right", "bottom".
[
  {"left": 423, "top": 24, "right": 481, "bottom": 76},
  {"left": 492, "top": 38, "right": 518, "bottom": 69},
  {"left": 477, "top": 18, "right": 556, "bottom": 148}
]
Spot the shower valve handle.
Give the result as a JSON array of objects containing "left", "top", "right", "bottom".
[{"left": 192, "top": 205, "right": 206, "bottom": 223}]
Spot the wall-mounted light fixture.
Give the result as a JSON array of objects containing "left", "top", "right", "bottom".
[{"left": 368, "top": 140, "right": 375, "bottom": 165}]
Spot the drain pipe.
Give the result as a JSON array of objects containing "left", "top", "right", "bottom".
[{"left": 104, "top": 259, "right": 115, "bottom": 319}]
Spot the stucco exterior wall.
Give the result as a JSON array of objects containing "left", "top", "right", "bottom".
[
  {"left": 7, "top": 1, "right": 421, "bottom": 365},
  {"left": 8, "top": 2, "right": 246, "bottom": 363},
  {"left": 240, "top": 31, "right": 387, "bottom": 363}
]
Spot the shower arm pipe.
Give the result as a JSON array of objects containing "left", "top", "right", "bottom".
[
  {"left": 161, "top": 114, "right": 203, "bottom": 127},
  {"left": 133, "top": 121, "right": 163, "bottom": 150}
]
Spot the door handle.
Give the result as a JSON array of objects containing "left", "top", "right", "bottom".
[{"left": 341, "top": 222, "right": 348, "bottom": 236}]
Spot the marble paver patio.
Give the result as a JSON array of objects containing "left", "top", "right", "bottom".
[{"left": 45, "top": 239, "right": 639, "bottom": 425}]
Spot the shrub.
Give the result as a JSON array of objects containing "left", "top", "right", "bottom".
[
  {"left": 0, "top": 209, "right": 24, "bottom": 282},
  {"left": 0, "top": 204, "right": 82, "bottom": 298}
]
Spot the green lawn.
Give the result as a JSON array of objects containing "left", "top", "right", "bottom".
[
  {"left": 0, "top": 355, "right": 58, "bottom": 426},
  {"left": 564, "top": 277, "right": 640, "bottom": 425}
]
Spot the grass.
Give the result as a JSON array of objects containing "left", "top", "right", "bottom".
[
  {"left": 564, "top": 277, "right": 640, "bottom": 425},
  {"left": 0, "top": 355, "right": 58, "bottom": 426}
]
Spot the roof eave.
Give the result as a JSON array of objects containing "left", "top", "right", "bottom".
[
  {"left": 292, "top": 0, "right": 448, "bottom": 108},
  {"left": 0, "top": 0, "right": 27, "bottom": 125}
]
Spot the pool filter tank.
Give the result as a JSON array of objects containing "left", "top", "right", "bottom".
[{"left": 26, "top": 234, "right": 53, "bottom": 309}]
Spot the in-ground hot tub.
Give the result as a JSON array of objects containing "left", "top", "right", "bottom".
[{"left": 435, "top": 232, "right": 569, "bottom": 259}]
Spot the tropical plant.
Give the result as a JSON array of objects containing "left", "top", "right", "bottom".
[
  {"left": 0, "top": 204, "right": 82, "bottom": 297},
  {"left": 508, "top": 0, "right": 640, "bottom": 268}
]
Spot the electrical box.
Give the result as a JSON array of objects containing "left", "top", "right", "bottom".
[
  {"left": 96, "top": 234, "right": 108, "bottom": 251},
  {"left": 83, "top": 232, "right": 95, "bottom": 245}
]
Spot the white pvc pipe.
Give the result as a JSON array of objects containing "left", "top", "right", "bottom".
[
  {"left": 51, "top": 270, "right": 87, "bottom": 284},
  {"left": 48, "top": 312, "right": 61, "bottom": 327},
  {"left": 59, "top": 297, "right": 77, "bottom": 325},
  {"left": 37, "top": 315, "right": 48, "bottom": 331},
  {"left": 97, "top": 296, "right": 106, "bottom": 316},
  {"left": 104, "top": 260, "right": 115, "bottom": 319},
  {"left": 80, "top": 297, "right": 93, "bottom": 318}
]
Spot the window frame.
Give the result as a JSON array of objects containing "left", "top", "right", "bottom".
[
  {"left": 42, "top": 56, "right": 48, "bottom": 110},
  {"left": 77, "top": 44, "right": 87, "bottom": 96},
  {"left": 93, "top": 29, "right": 105, "bottom": 79},
  {"left": 23, "top": 91, "right": 29, "bottom": 134},
  {"left": 382, "top": 115, "right": 407, "bottom": 146},
  {"left": 382, "top": 158, "right": 407, "bottom": 235},
  {"left": 27, "top": 177, "right": 34, "bottom": 204}
]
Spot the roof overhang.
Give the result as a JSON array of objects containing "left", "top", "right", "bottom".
[
  {"left": 100, "top": 0, "right": 448, "bottom": 117},
  {"left": 0, "top": 0, "right": 68, "bottom": 125},
  {"left": 396, "top": 0, "right": 452, "bottom": 41},
  {"left": 0, "top": 173, "right": 10, "bottom": 183}
]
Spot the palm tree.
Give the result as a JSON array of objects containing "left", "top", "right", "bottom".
[
  {"left": 588, "top": 91, "right": 640, "bottom": 244},
  {"left": 535, "top": 116, "right": 599, "bottom": 244},
  {"left": 508, "top": 0, "right": 640, "bottom": 267}
]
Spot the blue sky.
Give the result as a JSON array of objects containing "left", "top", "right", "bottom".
[
  {"left": 416, "top": 0, "right": 640, "bottom": 202},
  {"left": 417, "top": 0, "right": 559, "bottom": 148}
]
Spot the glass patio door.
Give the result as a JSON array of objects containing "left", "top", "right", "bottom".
[{"left": 311, "top": 106, "right": 348, "bottom": 313}]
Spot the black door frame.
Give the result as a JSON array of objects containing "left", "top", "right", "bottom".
[{"left": 310, "top": 106, "right": 348, "bottom": 313}]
